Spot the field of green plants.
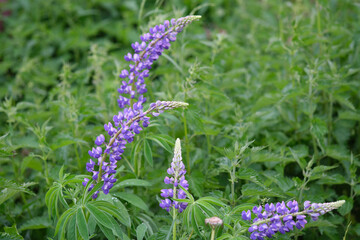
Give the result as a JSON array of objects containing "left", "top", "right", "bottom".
[{"left": 1, "top": 0, "right": 359, "bottom": 239}]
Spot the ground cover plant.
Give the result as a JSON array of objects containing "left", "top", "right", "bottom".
[{"left": 0, "top": 0, "right": 359, "bottom": 239}]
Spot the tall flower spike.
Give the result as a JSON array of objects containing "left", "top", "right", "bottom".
[
  {"left": 160, "top": 138, "right": 189, "bottom": 213},
  {"left": 83, "top": 16, "right": 200, "bottom": 198},
  {"left": 241, "top": 200, "right": 345, "bottom": 240}
]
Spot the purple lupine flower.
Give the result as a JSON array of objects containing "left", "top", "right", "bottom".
[
  {"left": 241, "top": 200, "right": 345, "bottom": 240},
  {"left": 83, "top": 15, "right": 200, "bottom": 198},
  {"left": 160, "top": 138, "right": 189, "bottom": 213},
  {"left": 95, "top": 134, "right": 105, "bottom": 146}
]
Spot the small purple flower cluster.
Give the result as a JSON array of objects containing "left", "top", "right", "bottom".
[
  {"left": 83, "top": 15, "right": 200, "bottom": 198},
  {"left": 160, "top": 138, "right": 189, "bottom": 213},
  {"left": 241, "top": 200, "right": 345, "bottom": 240}
]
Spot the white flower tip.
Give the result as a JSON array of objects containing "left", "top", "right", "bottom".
[
  {"left": 174, "top": 138, "right": 181, "bottom": 156},
  {"left": 205, "top": 216, "right": 223, "bottom": 227}
]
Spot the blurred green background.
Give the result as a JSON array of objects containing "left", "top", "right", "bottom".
[{"left": 0, "top": 0, "right": 359, "bottom": 239}]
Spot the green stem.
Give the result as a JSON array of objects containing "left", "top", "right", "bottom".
[
  {"left": 97, "top": 106, "right": 156, "bottom": 182},
  {"left": 172, "top": 174, "right": 178, "bottom": 240},
  {"left": 231, "top": 166, "right": 235, "bottom": 206},
  {"left": 183, "top": 111, "right": 191, "bottom": 173},
  {"left": 210, "top": 227, "right": 216, "bottom": 240}
]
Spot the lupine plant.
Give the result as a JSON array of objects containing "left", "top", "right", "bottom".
[
  {"left": 159, "top": 138, "right": 189, "bottom": 239},
  {"left": 45, "top": 15, "right": 201, "bottom": 239},
  {"left": 1, "top": 1, "right": 358, "bottom": 240}
]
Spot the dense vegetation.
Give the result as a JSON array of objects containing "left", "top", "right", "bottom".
[{"left": 0, "top": 0, "right": 359, "bottom": 239}]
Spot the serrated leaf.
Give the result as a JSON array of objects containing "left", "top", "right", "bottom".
[
  {"left": 19, "top": 216, "right": 51, "bottom": 231},
  {"left": 241, "top": 183, "right": 285, "bottom": 198},
  {"left": 4, "top": 225, "right": 23, "bottom": 240},
  {"left": 237, "top": 168, "right": 265, "bottom": 188},
  {"left": 326, "top": 145, "right": 351, "bottom": 162},
  {"left": 0, "top": 178, "right": 36, "bottom": 205},
  {"left": 338, "top": 111, "right": 360, "bottom": 121}
]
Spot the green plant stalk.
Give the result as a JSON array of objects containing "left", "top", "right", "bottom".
[
  {"left": 230, "top": 165, "right": 236, "bottom": 206},
  {"left": 172, "top": 172, "right": 178, "bottom": 240},
  {"left": 183, "top": 111, "right": 191, "bottom": 173},
  {"left": 97, "top": 106, "right": 156, "bottom": 182},
  {"left": 210, "top": 227, "right": 216, "bottom": 240}
]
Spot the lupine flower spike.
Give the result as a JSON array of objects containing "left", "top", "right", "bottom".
[
  {"left": 241, "top": 200, "right": 345, "bottom": 240},
  {"left": 160, "top": 138, "right": 189, "bottom": 213},
  {"left": 82, "top": 16, "right": 201, "bottom": 198}
]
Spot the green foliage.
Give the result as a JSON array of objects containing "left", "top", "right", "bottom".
[{"left": 1, "top": 0, "right": 359, "bottom": 239}]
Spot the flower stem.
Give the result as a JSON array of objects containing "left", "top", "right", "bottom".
[
  {"left": 210, "top": 227, "right": 216, "bottom": 240},
  {"left": 97, "top": 106, "right": 155, "bottom": 182},
  {"left": 172, "top": 173, "right": 178, "bottom": 240}
]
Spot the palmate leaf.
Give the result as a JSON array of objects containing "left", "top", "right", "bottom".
[
  {"left": 182, "top": 194, "right": 227, "bottom": 238},
  {"left": 85, "top": 203, "right": 114, "bottom": 229},
  {"left": 91, "top": 200, "right": 131, "bottom": 227},
  {"left": 45, "top": 182, "right": 69, "bottom": 219},
  {"left": 85, "top": 202, "right": 129, "bottom": 240}
]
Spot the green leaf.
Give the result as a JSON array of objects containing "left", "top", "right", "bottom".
[
  {"left": 85, "top": 203, "right": 114, "bottom": 229},
  {"left": 326, "top": 145, "right": 351, "bottom": 162},
  {"left": 54, "top": 207, "right": 77, "bottom": 238},
  {"left": 113, "top": 192, "right": 148, "bottom": 211},
  {"left": 230, "top": 203, "right": 256, "bottom": 215},
  {"left": 241, "top": 183, "right": 285, "bottom": 198},
  {"left": 4, "top": 225, "right": 23, "bottom": 240},
  {"left": 338, "top": 197, "right": 353, "bottom": 216},
  {"left": 20, "top": 156, "right": 42, "bottom": 174},
  {"left": 114, "top": 179, "right": 152, "bottom": 189},
  {"left": 0, "top": 178, "right": 36, "bottom": 205},
  {"left": 97, "top": 224, "right": 115, "bottom": 240},
  {"left": 136, "top": 223, "right": 147, "bottom": 240},
  {"left": 178, "top": 185, "right": 195, "bottom": 203},
  {"left": 67, "top": 215, "right": 77, "bottom": 240},
  {"left": 76, "top": 208, "right": 89, "bottom": 240},
  {"left": 83, "top": 181, "right": 102, "bottom": 204},
  {"left": 197, "top": 197, "right": 226, "bottom": 207},
  {"left": 146, "top": 135, "right": 172, "bottom": 153},
  {"left": 19, "top": 216, "right": 51, "bottom": 231},
  {"left": 237, "top": 168, "right": 265, "bottom": 188},
  {"left": 338, "top": 111, "right": 360, "bottom": 121},
  {"left": 143, "top": 139, "right": 153, "bottom": 167},
  {"left": 92, "top": 200, "right": 131, "bottom": 227}
]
